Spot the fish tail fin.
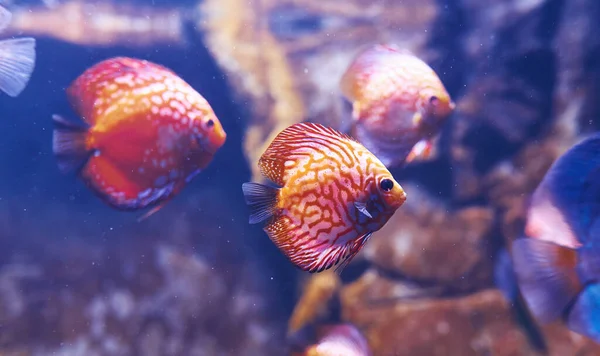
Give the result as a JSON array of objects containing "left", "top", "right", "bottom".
[
  {"left": 52, "top": 114, "right": 93, "bottom": 174},
  {"left": 0, "top": 37, "right": 36, "bottom": 97},
  {"left": 241, "top": 182, "right": 280, "bottom": 224},
  {"left": 511, "top": 238, "right": 582, "bottom": 323}
]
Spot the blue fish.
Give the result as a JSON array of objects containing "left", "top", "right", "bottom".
[{"left": 511, "top": 132, "right": 600, "bottom": 342}]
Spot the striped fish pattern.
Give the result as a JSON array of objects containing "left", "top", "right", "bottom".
[
  {"left": 242, "top": 122, "right": 407, "bottom": 273},
  {"left": 340, "top": 44, "right": 455, "bottom": 168},
  {"left": 52, "top": 57, "right": 227, "bottom": 220}
]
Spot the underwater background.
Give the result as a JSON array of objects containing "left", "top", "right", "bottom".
[{"left": 1, "top": 0, "right": 600, "bottom": 355}]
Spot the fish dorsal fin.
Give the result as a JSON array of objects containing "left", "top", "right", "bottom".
[
  {"left": 66, "top": 57, "right": 176, "bottom": 125},
  {"left": 258, "top": 122, "right": 360, "bottom": 186},
  {"left": 0, "top": 5, "right": 12, "bottom": 32}
]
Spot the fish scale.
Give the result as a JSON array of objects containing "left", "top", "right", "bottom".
[
  {"left": 242, "top": 122, "right": 407, "bottom": 273},
  {"left": 52, "top": 57, "right": 226, "bottom": 220}
]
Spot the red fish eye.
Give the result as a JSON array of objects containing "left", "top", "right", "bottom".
[
  {"left": 207, "top": 119, "right": 214, "bottom": 128},
  {"left": 429, "top": 95, "right": 439, "bottom": 105},
  {"left": 380, "top": 178, "right": 394, "bottom": 192}
]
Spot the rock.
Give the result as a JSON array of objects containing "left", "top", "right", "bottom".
[
  {"left": 340, "top": 272, "right": 600, "bottom": 356},
  {"left": 361, "top": 183, "right": 495, "bottom": 291}
]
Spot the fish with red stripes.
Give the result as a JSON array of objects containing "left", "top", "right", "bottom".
[
  {"left": 52, "top": 57, "right": 227, "bottom": 220},
  {"left": 340, "top": 44, "right": 455, "bottom": 167},
  {"left": 242, "top": 122, "right": 407, "bottom": 273}
]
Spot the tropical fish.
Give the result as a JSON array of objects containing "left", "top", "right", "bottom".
[
  {"left": 339, "top": 44, "right": 454, "bottom": 167},
  {"left": 52, "top": 57, "right": 227, "bottom": 220},
  {"left": 511, "top": 133, "right": 600, "bottom": 343},
  {"left": 288, "top": 323, "right": 372, "bottom": 356},
  {"left": 241, "top": 122, "right": 407, "bottom": 273},
  {"left": 0, "top": 5, "right": 36, "bottom": 97}
]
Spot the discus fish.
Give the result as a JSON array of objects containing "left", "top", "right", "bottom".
[
  {"left": 0, "top": 5, "right": 36, "bottom": 97},
  {"left": 288, "top": 323, "right": 372, "bottom": 356},
  {"left": 52, "top": 57, "right": 226, "bottom": 220},
  {"left": 340, "top": 44, "right": 454, "bottom": 167},
  {"left": 511, "top": 133, "right": 600, "bottom": 342},
  {"left": 242, "top": 122, "right": 407, "bottom": 273}
]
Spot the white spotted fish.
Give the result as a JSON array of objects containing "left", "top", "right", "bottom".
[
  {"left": 51, "top": 57, "right": 226, "bottom": 220},
  {"left": 0, "top": 5, "right": 36, "bottom": 97}
]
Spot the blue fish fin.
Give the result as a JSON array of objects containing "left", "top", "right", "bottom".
[
  {"left": 241, "top": 182, "right": 280, "bottom": 224},
  {"left": 494, "top": 247, "right": 519, "bottom": 303},
  {"left": 511, "top": 238, "right": 582, "bottom": 323},
  {"left": 0, "top": 37, "right": 36, "bottom": 97},
  {"left": 566, "top": 283, "right": 600, "bottom": 343},
  {"left": 52, "top": 114, "right": 93, "bottom": 174}
]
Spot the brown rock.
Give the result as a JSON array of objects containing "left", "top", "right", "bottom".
[
  {"left": 361, "top": 183, "right": 495, "bottom": 290},
  {"left": 340, "top": 273, "right": 600, "bottom": 356}
]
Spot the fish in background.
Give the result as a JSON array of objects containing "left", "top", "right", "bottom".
[
  {"left": 242, "top": 122, "right": 407, "bottom": 274},
  {"left": 339, "top": 44, "right": 455, "bottom": 168},
  {"left": 52, "top": 57, "right": 227, "bottom": 220},
  {"left": 0, "top": 4, "right": 36, "bottom": 97},
  {"left": 288, "top": 323, "right": 372, "bottom": 356},
  {"left": 510, "top": 132, "right": 600, "bottom": 343}
]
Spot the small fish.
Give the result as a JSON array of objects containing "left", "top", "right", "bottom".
[
  {"left": 511, "top": 133, "right": 600, "bottom": 343},
  {"left": 242, "top": 122, "right": 407, "bottom": 273},
  {"left": 288, "top": 323, "right": 372, "bottom": 356},
  {"left": 339, "top": 44, "right": 454, "bottom": 167},
  {"left": 0, "top": 5, "right": 36, "bottom": 97},
  {"left": 52, "top": 57, "right": 226, "bottom": 220}
]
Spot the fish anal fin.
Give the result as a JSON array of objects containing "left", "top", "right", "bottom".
[
  {"left": 0, "top": 37, "right": 36, "bottom": 97},
  {"left": 82, "top": 154, "right": 176, "bottom": 212},
  {"left": 241, "top": 182, "right": 280, "bottom": 224},
  {"left": 137, "top": 200, "right": 170, "bottom": 222},
  {"left": 406, "top": 138, "right": 437, "bottom": 164},
  {"left": 52, "top": 114, "right": 93, "bottom": 174},
  {"left": 511, "top": 238, "right": 582, "bottom": 323},
  {"left": 259, "top": 122, "right": 360, "bottom": 185},
  {"left": 334, "top": 232, "right": 372, "bottom": 275}
]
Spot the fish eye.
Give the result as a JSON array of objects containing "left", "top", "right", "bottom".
[
  {"left": 429, "top": 95, "right": 439, "bottom": 105},
  {"left": 206, "top": 119, "right": 214, "bottom": 128},
  {"left": 380, "top": 178, "right": 394, "bottom": 192}
]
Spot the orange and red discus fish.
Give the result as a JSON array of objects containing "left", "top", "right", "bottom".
[
  {"left": 242, "top": 122, "right": 407, "bottom": 273},
  {"left": 52, "top": 57, "right": 226, "bottom": 219},
  {"left": 340, "top": 44, "right": 455, "bottom": 168}
]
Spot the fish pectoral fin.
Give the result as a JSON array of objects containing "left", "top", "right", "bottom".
[
  {"left": 511, "top": 237, "right": 582, "bottom": 323},
  {"left": 0, "top": 37, "right": 36, "bottom": 97},
  {"left": 241, "top": 182, "right": 280, "bottom": 224},
  {"left": 52, "top": 114, "right": 93, "bottom": 174},
  {"left": 406, "top": 138, "right": 436, "bottom": 164},
  {"left": 354, "top": 202, "right": 373, "bottom": 219}
]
